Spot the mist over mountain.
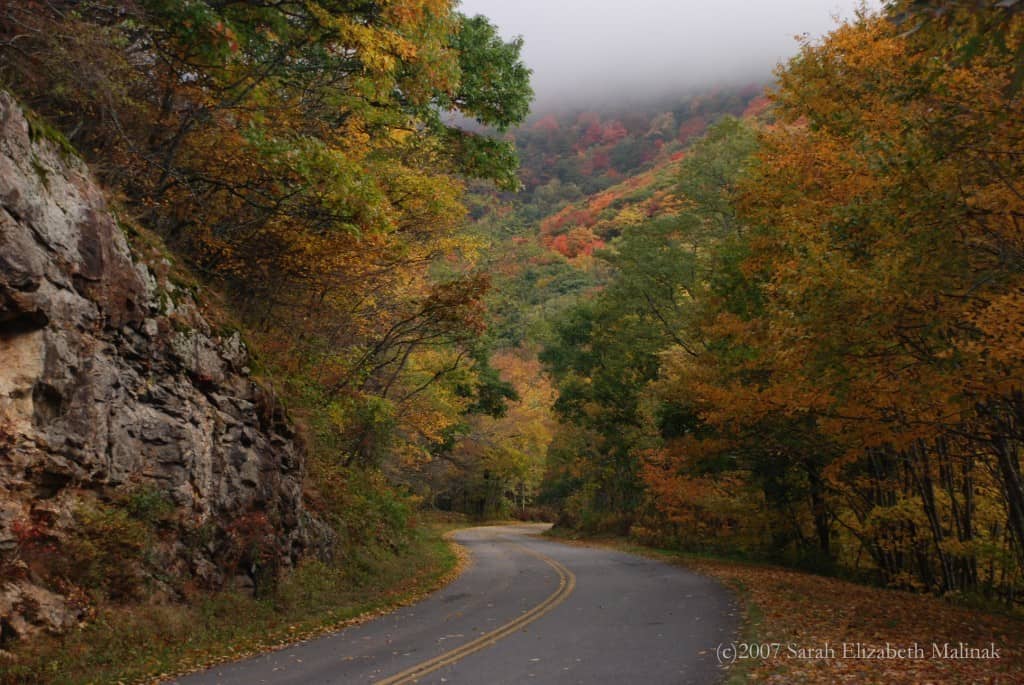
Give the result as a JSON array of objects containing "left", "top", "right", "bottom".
[{"left": 458, "top": 0, "right": 883, "bottom": 110}]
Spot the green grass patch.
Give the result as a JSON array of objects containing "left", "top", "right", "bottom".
[
  {"left": 719, "top": 578, "right": 764, "bottom": 685},
  {"left": 23, "top": 108, "right": 78, "bottom": 159}
]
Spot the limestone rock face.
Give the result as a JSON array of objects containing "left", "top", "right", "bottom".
[{"left": 0, "top": 93, "right": 325, "bottom": 642}]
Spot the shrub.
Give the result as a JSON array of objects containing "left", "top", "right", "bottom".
[{"left": 62, "top": 499, "right": 151, "bottom": 602}]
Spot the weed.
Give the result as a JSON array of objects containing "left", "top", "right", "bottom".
[
  {"left": 23, "top": 108, "right": 77, "bottom": 159},
  {"left": 0, "top": 530, "right": 457, "bottom": 685}
]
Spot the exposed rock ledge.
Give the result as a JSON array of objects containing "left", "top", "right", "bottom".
[{"left": 0, "top": 92, "right": 327, "bottom": 643}]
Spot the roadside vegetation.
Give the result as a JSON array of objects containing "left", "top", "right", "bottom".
[
  {"left": 1, "top": 522, "right": 457, "bottom": 685},
  {"left": 550, "top": 532, "right": 1024, "bottom": 683}
]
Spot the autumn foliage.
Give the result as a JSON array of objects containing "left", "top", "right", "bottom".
[
  {"left": 542, "top": 4, "right": 1024, "bottom": 605},
  {"left": 0, "top": 1, "right": 532, "bottom": 543}
]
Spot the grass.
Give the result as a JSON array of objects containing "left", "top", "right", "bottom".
[
  {"left": 23, "top": 107, "right": 78, "bottom": 160},
  {"left": 1, "top": 528, "right": 460, "bottom": 685},
  {"left": 545, "top": 530, "right": 1024, "bottom": 684},
  {"left": 721, "top": 582, "right": 764, "bottom": 685},
  {"left": 418, "top": 510, "right": 525, "bottom": 534}
]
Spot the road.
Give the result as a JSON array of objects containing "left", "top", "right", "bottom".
[{"left": 173, "top": 524, "right": 739, "bottom": 685}]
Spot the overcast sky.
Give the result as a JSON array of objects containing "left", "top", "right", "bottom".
[{"left": 457, "top": 0, "right": 884, "bottom": 111}]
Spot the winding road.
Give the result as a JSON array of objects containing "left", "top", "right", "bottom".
[{"left": 173, "top": 524, "right": 739, "bottom": 685}]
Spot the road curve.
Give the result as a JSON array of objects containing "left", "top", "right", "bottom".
[{"left": 172, "top": 524, "right": 739, "bottom": 685}]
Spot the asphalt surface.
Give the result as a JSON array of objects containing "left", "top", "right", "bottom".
[{"left": 172, "top": 524, "right": 739, "bottom": 685}]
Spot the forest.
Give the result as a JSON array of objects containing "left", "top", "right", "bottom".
[
  {"left": 1, "top": 2, "right": 1023, "bottom": 678},
  {"left": 528, "top": 4, "right": 1024, "bottom": 603}
]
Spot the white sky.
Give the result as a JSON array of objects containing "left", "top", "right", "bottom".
[{"left": 457, "top": 0, "right": 885, "bottom": 110}]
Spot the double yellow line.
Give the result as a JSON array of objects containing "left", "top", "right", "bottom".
[{"left": 376, "top": 543, "right": 576, "bottom": 685}]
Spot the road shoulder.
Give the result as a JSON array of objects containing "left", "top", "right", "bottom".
[{"left": 544, "top": 531, "right": 1024, "bottom": 684}]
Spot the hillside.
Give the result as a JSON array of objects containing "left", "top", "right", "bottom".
[
  {"left": 3, "top": 2, "right": 1024, "bottom": 683},
  {"left": 0, "top": 2, "right": 529, "bottom": 680},
  {"left": 526, "top": 6, "right": 1024, "bottom": 609},
  {"left": 400, "top": 88, "right": 768, "bottom": 518},
  {"left": 465, "top": 88, "right": 766, "bottom": 347},
  {"left": 0, "top": 91, "right": 333, "bottom": 636}
]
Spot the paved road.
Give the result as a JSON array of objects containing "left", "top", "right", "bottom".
[{"left": 173, "top": 524, "right": 739, "bottom": 685}]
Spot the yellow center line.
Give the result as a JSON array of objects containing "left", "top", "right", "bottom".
[{"left": 375, "top": 542, "right": 576, "bottom": 685}]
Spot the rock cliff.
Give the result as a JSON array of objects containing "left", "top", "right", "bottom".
[{"left": 0, "top": 92, "right": 323, "bottom": 643}]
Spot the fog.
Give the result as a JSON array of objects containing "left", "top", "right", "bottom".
[{"left": 457, "top": 0, "right": 884, "bottom": 111}]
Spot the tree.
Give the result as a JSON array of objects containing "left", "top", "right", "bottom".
[
  {"left": 688, "top": 9, "right": 1024, "bottom": 592},
  {"left": 0, "top": 0, "right": 536, "bottom": 494}
]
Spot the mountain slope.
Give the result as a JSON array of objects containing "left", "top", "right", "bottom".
[{"left": 0, "top": 92, "right": 326, "bottom": 641}]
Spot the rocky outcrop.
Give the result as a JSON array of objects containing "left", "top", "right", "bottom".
[{"left": 0, "top": 93, "right": 325, "bottom": 643}]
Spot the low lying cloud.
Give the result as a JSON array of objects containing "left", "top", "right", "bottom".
[{"left": 457, "top": 0, "right": 883, "bottom": 111}]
